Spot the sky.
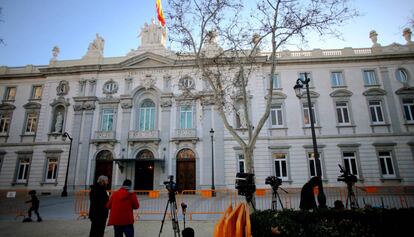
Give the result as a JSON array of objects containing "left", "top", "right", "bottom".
[{"left": 0, "top": 0, "right": 413, "bottom": 67}]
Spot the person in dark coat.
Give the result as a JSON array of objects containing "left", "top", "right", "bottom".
[
  {"left": 106, "top": 179, "right": 139, "bottom": 237},
  {"left": 299, "top": 176, "right": 322, "bottom": 210},
  {"left": 25, "top": 190, "right": 42, "bottom": 222},
  {"left": 89, "top": 175, "right": 109, "bottom": 237}
]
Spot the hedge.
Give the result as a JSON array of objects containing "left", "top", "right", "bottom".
[{"left": 250, "top": 208, "right": 414, "bottom": 237}]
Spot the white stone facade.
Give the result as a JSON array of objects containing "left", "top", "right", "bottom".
[{"left": 0, "top": 22, "right": 414, "bottom": 193}]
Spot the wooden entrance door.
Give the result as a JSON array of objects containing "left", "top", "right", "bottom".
[
  {"left": 176, "top": 149, "right": 196, "bottom": 192},
  {"left": 94, "top": 150, "right": 113, "bottom": 187}
]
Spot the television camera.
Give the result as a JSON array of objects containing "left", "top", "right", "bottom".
[
  {"left": 235, "top": 172, "right": 256, "bottom": 210},
  {"left": 164, "top": 175, "right": 179, "bottom": 193},
  {"left": 337, "top": 164, "right": 358, "bottom": 184},
  {"left": 265, "top": 176, "right": 288, "bottom": 210},
  {"left": 159, "top": 175, "right": 181, "bottom": 237},
  {"left": 337, "top": 164, "right": 359, "bottom": 209}
]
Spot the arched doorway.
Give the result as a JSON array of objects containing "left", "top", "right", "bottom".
[
  {"left": 176, "top": 149, "right": 196, "bottom": 192},
  {"left": 95, "top": 150, "right": 113, "bottom": 187},
  {"left": 135, "top": 149, "right": 154, "bottom": 190}
]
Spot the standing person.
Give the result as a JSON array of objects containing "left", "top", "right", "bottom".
[
  {"left": 106, "top": 179, "right": 139, "bottom": 237},
  {"left": 299, "top": 176, "right": 321, "bottom": 210},
  {"left": 24, "top": 190, "right": 42, "bottom": 222},
  {"left": 89, "top": 175, "right": 109, "bottom": 237}
]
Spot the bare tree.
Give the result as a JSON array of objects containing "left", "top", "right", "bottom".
[
  {"left": 166, "top": 0, "right": 358, "bottom": 210},
  {"left": 0, "top": 7, "right": 4, "bottom": 45}
]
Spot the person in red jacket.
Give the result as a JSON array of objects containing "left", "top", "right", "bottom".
[{"left": 106, "top": 179, "right": 139, "bottom": 237}]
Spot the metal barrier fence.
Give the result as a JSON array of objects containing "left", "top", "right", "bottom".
[
  {"left": 71, "top": 187, "right": 414, "bottom": 219},
  {"left": 0, "top": 189, "right": 28, "bottom": 219}
]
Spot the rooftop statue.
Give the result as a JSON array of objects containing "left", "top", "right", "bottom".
[
  {"left": 139, "top": 18, "right": 166, "bottom": 47},
  {"left": 84, "top": 33, "right": 105, "bottom": 59}
]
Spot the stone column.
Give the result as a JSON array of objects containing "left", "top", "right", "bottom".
[
  {"left": 160, "top": 93, "right": 173, "bottom": 178},
  {"left": 380, "top": 67, "right": 401, "bottom": 133},
  {"left": 68, "top": 101, "right": 84, "bottom": 191},
  {"left": 201, "top": 101, "right": 213, "bottom": 188}
]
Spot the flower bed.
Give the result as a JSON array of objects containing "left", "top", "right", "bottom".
[{"left": 250, "top": 208, "right": 414, "bottom": 236}]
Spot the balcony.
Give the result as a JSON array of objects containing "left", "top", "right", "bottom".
[
  {"left": 128, "top": 130, "right": 161, "bottom": 144},
  {"left": 172, "top": 128, "right": 199, "bottom": 143}
]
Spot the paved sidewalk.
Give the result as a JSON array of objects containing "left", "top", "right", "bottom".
[{"left": 0, "top": 219, "right": 216, "bottom": 237}]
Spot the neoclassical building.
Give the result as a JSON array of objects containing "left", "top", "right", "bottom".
[{"left": 0, "top": 22, "right": 413, "bottom": 193}]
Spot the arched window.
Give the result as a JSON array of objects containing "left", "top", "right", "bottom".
[
  {"left": 139, "top": 99, "right": 155, "bottom": 131},
  {"left": 137, "top": 149, "right": 154, "bottom": 159}
]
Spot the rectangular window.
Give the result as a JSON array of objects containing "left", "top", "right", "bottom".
[
  {"left": 270, "top": 105, "right": 283, "bottom": 127},
  {"left": 402, "top": 98, "right": 414, "bottom": 122},
  {"left": 378, "top": 151, "right": 395, "bottom": 177},
  {"left": 16, "top": 158, "right": 30, "bottom": 183},
  {"left": 0, "top": 112, "right": 11, "bottom": 133},
  {"left": 303, "top": 103, "right": 317, "bottom": 126},
  {"left": 101, "top": 109, "right": 114, "bottom": 131},
  {"left": 363, "top": 70, "right": 378, "bottom": 86},
  {"left": 331, "top": 72, "right": 344, "bottom": 87},
  {"left": 4, "top": 87, "right": 17, "bottom": 100},
  {"left": 31, "top": 86, "right": 43, "bottom": 99},
  {"left": 180, "top": 105, "right": 193, "bottom": 129},
  {"left": 336, "top": 102, "right": 350, "bottom": 125},
  {"left": 271, "top": 74, "right": 281, "bottom": 89},
  {"left": 139, "top": 107, "right": 155, "bottom": 131},
  {"left": 343, "top": 152, "right": 358, "bottom": 176},
  {"left": 45, "top": 158, "right": 58, "bottom": 182},
  {"left": 369, "top": 101, "right": 385, "bottom": 124},
  {"left": 308, "top": 152, "right": 322, "bottom": 177},
  {"left": 273, "top": 153, "right": 288, "bottom": 179},
  {"left": 238, "top": 154, "right": 245, "bottom": 173},
  {"left": 25, "top": 112, "right": 38, "bottom": 133}
]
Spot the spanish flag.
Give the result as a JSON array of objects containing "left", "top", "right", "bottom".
[{"left": 156, "top": 0, "right": 166, "bottom": 27}]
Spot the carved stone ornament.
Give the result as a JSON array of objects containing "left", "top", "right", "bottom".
[
  {"left": 142, "top": 75, "right": 156, "bottom": 89},
  {"left": 121, "top": 100, "right": 133, "bottom": 109},
  {"left": 82, "top": 101, "right": 96, "bottom": 110},
  {"left": 103, "top": 79, "right": 119, "bottom": 95},
  {"left": 73, "top": 103, "right": 83, "bottom": 111},
  {"left": 200, "top": 95, "right": 215, "bottom": 106},
  {"left": 160, "top": 98, "right": 172, "bottom": 108},
  {"left": 179, "top": 76, "right": 195, "bottom": 90},
  {"left": 57, "top": 80, "right": 69, "bottom": 96}
]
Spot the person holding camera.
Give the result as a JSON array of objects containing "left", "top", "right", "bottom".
[
  {"left": 89, "top": 175, "right": 109, "bottom": 237},
  {"left": 106, "top": 179, "right": 139, "bottom": 237}
]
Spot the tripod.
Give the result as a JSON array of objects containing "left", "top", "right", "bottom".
[
  {"left": 271, "top": 186, "right": 288, "bottom": 211},
  {"left": 345, "top": 181, "right": 359, "bottom": 209},
  {"left": 158, "top": 191, "right": 181, "bottom": 237}
]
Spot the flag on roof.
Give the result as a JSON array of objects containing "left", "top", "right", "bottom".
[{"left": 156, "top": 0, "right": 166, "bottom": 27}]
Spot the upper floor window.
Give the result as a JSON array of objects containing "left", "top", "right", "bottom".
[
  {"left": 303, "top": 103, "right": 317, "bottom": 126},
  {"left": 331, "top": 72, "right": 344, "bottom": 87},
  {"left": 31, "top": 86, "right": 43, "bottom": 100},
  {"left": 45, "top": 158, "right": 58, "bottom": 183},
  {"left": 336, "top": 102, "right": 351, "bottom": 125},
  {"left": 363, "top": 70, "right": 378, "bottom": 86},
  {"left": 308, "top": 152, "right": 323, "bottom": 177},
  {"left": 0, "top": 112, "right": 11, "bottom": 133},
  {"left": 402, "top": 98, "right": 414, "bottom": 122},
  {"left": 180, "top": 105, "right": 193, "bottom": 129},
  {"left": 343, "top": 152, "right": 359, "bottom": 176},
  {"left": 271, "top": 74, "right": 281, "bottom": 89},
  {"left": 378, "top": 151, "right": 395, "bottom": 178},
  {"left": 273, "top": 153, "right": 288, "bottom": 179},
  {"left": 396, "top": 68, "right": 409, "bottom": 84},
  {"left": 25, "top": 112, "right": 38, "bottom": 133},
  {"left": 369, "top": 100, "right": 385, "bottom": 124},
  {"left": 237, "top": 154, "right": 245, "bottom": 173},
  {"left": 4, "top": 87, "right": 16, "bottom": 101},
  {"left": 101, "top": 108, "right": 114, "bottom": 131},
  {"left": 270, "top": 105, "right": 283, "bottom": 127},
  {"left": 139, "top": 100, "right": 155, "bottom": 131}
]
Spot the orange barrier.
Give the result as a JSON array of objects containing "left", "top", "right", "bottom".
[
  {"left": 224, "top": 203, "right": 244, "bottom": 237},
  {"left": 0, "top": 189, "right": 30, "bottom": 219},
  {"left": 74, "top": 190, "right": 90, "bottom": 219}
]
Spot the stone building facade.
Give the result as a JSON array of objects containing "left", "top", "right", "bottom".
[{"left": 0, "top": 22, "right": 413, "bottom": 193}]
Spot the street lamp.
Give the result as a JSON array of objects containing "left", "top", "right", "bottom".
[
  {"left": 294, "top": 72, "right": 326, "bottom": 208},
  {"left": 210, "top": 128, "right": 216, "bottom": 197},
  {"left": 61, "top": 132, "right": 73, "bottom": 197}
]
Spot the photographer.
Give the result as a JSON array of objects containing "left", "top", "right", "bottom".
[{"left": 106, "top": 179, "right": 139, "bottom": 237}]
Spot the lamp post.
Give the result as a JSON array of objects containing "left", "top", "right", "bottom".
[
  {"left": 294, "top": 72, "right": 326, "bottom": 207},
  {"left": 61, "top": 132, "right": 73, "bottom": 197},
  {"left": 210, "top": 128, "right": 216, "bottom": 197}
]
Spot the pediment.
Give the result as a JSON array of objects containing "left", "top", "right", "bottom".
[
  {"left": 23, "top": 102, "right": 41, "bottom": 110},
  {"left": 330, "top": 89, "right": 353, "bottom": 98},
  {"left": 298, "top": 90, "right": 320, "bottom": 99},
  {"left": 0, "top": 103, "right": 16, "bottom": 111},
  {"left": 120, "top": 52, "right": 174, "bottom": 68},
  {"left": 363, "top": 88, "right": 387, "bottom": 96},
  {"left": 395, "top": 87, "right": 414, "bottom": 95}
]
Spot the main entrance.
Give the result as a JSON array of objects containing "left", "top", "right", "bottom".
[
  {"left": 135, "top": 150, "right": 154, "bottom": 190},
  {"left": 176, "top": 148, "right": 196, "bottom": 192},
  {"left": 94, "top": 150, "right": 113, "bottom": 187}
]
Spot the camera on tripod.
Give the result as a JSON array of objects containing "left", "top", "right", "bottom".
[
  {"left": 337, "top": 164, "right": 357, "bottom": 184},
  {"left": 265, "top": 176, "right": 282, "bottom": 189},
  {"left": 164, "top": 175, "right": 178, "bottom": 193},
  {"left": 235, "top": 172, "right": 256, "bottom": 197}
]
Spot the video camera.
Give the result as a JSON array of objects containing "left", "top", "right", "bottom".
[
  {"left": 235, "top": 172, "right": 256, "bottom": 197},
  {"left": 164, "top": 175, "right": 178, "bottom": 193},
  {"left": 337, "top": 164, "right": 357, "bottom": 184},
  {"left": 265, "top": 176, "right": 282, "bottom": 188}
]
